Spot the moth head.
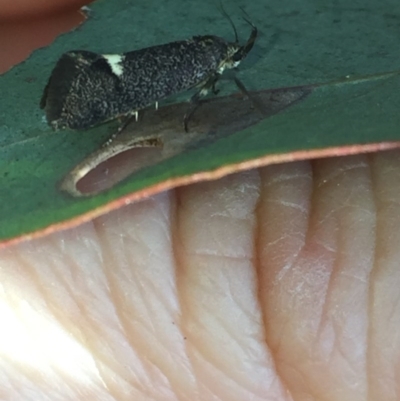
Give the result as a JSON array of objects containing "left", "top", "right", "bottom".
[{"left": 220, "top": 16, "right": 257, "bottom": 72}]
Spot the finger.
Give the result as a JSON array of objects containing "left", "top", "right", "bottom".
[
  {"left": 0, "top": 0, "right": 86, "bottom": 74},
  {"left": 368, "top": 150, "right": 400, "bottom": 401},
  {"left": 257, "top": 153, "right": 394, "bottom": 401},
  {"left": 175, "top": 171, "right": 290, "bottom": 400},
  {"left": 0, "top": 0, "right": 88, "bottom": 20}
]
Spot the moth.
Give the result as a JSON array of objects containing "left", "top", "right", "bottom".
[{"left": 40, "top": 14, "right": 257, "bottom": 135}]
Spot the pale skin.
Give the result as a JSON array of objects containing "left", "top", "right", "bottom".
[
  {"left": 1, "top": 154, "right": 400, "bottom": 401},
  {"left": 3, "top": 2, "right": 400, "bottom": 400}
]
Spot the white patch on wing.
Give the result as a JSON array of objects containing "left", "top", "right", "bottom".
[{"left": 103, "top": 54, "right": 125, "bottom": 76}]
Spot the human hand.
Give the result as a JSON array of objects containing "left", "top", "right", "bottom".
[
  {"left": 2, "top": 2, "right": 399, "bottom": 400},
  {"left": 1, "top": 154, "right": 399, "bottom": 400}
]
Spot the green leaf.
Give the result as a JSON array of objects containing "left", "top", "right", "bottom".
[{"left": 0, "top": 0, "right": 399, "bottom": 245}]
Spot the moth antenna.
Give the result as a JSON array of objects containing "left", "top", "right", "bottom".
[
  {"left": 230, "top": 8, "right": 257, "bottom": 63},
  {"left": 238, "top": 6, "right": 252, "bottom": 23},
  {"left": 217, "top": 1, "right": 239, "bottom": 43},
  {"left": 238, "top": 6, "right": 257, "bottom": 36}
]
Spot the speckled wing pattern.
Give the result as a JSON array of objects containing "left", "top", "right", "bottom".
[{"left": 40, "top": 36, "right": 232, "bottom": 130}]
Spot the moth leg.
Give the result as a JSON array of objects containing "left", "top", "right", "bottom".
[
  {"left": 183, "top": 92, "right": 203, "bottom": 133},
  {"left": 103, "top": 110, "right": 139, "bottom": 147},
  {"left": 233, "top": 76, "right": 265, "bottom": 115},
  {"left": 211, "top": 80, "right": 220, "bottom": 95},
  {"left": 183, "top": 73, "right": 220, "bottom": 133}
]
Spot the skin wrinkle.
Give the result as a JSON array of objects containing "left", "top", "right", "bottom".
[
  {"left": 0, "top": 364, "right": 38, "bottom": 401},
  {"left": 99, "top": 312, "right": 169, "bottom": 395},
  {"left": 0, "top": 353, "right": 50, "bottom": 400},
  {"left": 313, "top": 238, "right": 336, "bottom": 254},
  {"left": 9, "top": 247, "right": 109, "bottom": 394},
  {"left": 367, "top": 154, "right": 380, "bottom": 401},
  {"left": 1, "top": 242, "right": 113, "bottom": 399},
  {"left": 253, "top": 175, "right": 292, "bottom": 400},
  {"left": 368, "top": 151, "right": 400, "bottom": 401},
  {"left": 100, "top": 223, "right": 155, "bottom": 325},
  {"left": 268, "top": 199, "right": 309, "bottom": 213},
  {"left": 316, "top": 161, "right": 369, "bottom": 188},
  {"left": 181, "top": 313, "right": 260, "bottom": 398},
  {"left": 49, "top": 241, "right": 106, "bottom": 312},
  {"left": 77, "top": 310, "right": 140, "bottom": 395},
  {"left": 377, "top": 195, "right": 400, "bottom": 208},
  {"left": 187, "top": 350, "right": 257, "bottom": 401},
  {"left": 259, "top": 161, "right": 342, "bottom": 400},
  {"left": 262, "top": 228, "right": 307, "bottom": 284},
  {"left": 181, "top": 214, "right": 255, "bottom": 259},
  {"left": 0, "top": 364, "right": 14, "bottom": 399},
  {"left": 306, "top": 161, "right": 339, "bottom": 260},
  {"left": 310, "top": 156, "right": 373, "bottom": 400},
  {"left": 122, "top": 272, "right": 192, "bottom": 399},
  {"left": 182, "top": 257, "right": 257, "bottom": 337},
  {"left": 253, "top": 219, "right": 295, "bottom": 401},
  {"left": 312, "top": 201, "right": 338, "bottom": 230},
  {"left": 255, "top": 184, "right": 296, "bottom": 400},
  {"left": 175, "top": 171, "right": 287, "bottom": 400},
  {"left": 126, "top": 195, "right": 198, "bottom": 398},
  {"left": 225, "top": 266, "right": 261, "bottom": 323},
  {"left": 123, "top": 211, "right": 183, "bottom": 318},
  {"left": 310, "top": 224, "right": 338, "bottom": 371},
  {"left": 264, "top": 171, "right": 312, "bottom": 186},
  {"left": 264, "top": 233, "right": 298, "bottom": 249},
  {"left": 35, "top": 246, "right": 121, "bottom": 398},
  {"left": 259, "top": 168, "right": 305, "bottom": 285},
  {"left": 92, "top": 200, "right": 190, "bottom": 401},
  {"left": 171, "top": 193, "right": 203, "bottom": 401},
  {"left": 53, "top": 228, "right": 152, "bottom": 398},
  {"left": 329, "top": 322, "right": 356, "bottom": 372},
  {"left": 338, "top": 270, "right": 368, "bottom": 285},
  {"left": 181, "top": 252, "right": 254, "bottom": 263},
  {"left": 295, "top": 163, "right": 327, "bottom": 312},
  {"left": 193, "top": 276, "right": 261, "bottom": 360},
  {"left": 385, "top": 291, "right": 400, "bottom": 326},
  {"left": 186, "top": 335, "right": 274, "bottom": 401}
]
